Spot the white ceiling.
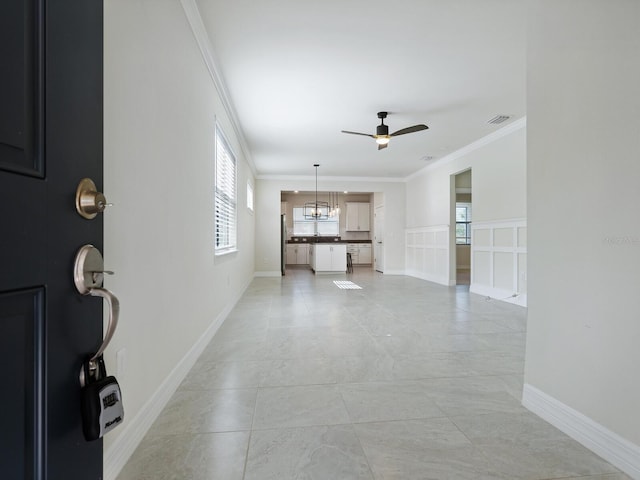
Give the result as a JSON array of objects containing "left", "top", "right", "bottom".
[{"left": 196, "top": 0, "right": 526, "bottom": 179}]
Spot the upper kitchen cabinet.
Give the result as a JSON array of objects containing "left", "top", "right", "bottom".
[{"left": 345, "top": 202, "right": 370, "bottom": 231}]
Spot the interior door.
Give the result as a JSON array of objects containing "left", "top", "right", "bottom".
[
  {"left": 374, "top": 205, "right": 385, "bottom": 272},
  {"left": 0, "top": 0, "right": 104, "bottom": 478}
]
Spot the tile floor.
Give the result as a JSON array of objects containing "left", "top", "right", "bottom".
[{"left": 117, "top": 267, "right": 631, "bottom": 480}]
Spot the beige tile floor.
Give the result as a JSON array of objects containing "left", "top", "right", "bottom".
[{"left": 117, "top": 267, "right": 631, "bottom": 480}]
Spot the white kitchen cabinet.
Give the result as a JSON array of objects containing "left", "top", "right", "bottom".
[
  {"left": 296, "top": 244, "right": 309, "bottom": 264},
  {"left": 286, "top": 244, "right": 309, "bottom": 265},
  {"left": 312, "top": 244, "right": 346, "bottom": 273},
  {"left": 286, "top": 245, "right": 297, "bottom": 265},
  {"left": 346, "top": 244, "right": 359, "bottom": 264},
  {"left": 347, "top": 243, "right": 372, "bottom": 265},
  {"left": 345, "top": 202, "right": 370, "bottom": 231},
  {"left": 358, "top": 244, "right": 372, "bottom": 264}
]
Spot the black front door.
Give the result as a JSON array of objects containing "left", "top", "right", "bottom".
[{"left": 1, "top": 0, "right": 104, "bottom": 478}]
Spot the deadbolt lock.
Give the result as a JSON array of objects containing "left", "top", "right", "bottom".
[{"left": 76, "top": 178, "right": 111, "bottom": 219}]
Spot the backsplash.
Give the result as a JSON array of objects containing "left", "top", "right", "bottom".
[{"left": 340, "top": 229, "right": 370, "bottom": 241}]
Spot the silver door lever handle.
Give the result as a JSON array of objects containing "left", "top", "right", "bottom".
[
  {"left": 89, "top": 270, "right": 114, "bottom": 283},
  {"left": 88, "top": 287, "right": 119, "bottom": 363},
  {"left": 74, "top": 245, "right": 121, "bottom": 372}
]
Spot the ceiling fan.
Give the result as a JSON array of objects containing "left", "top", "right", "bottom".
[{"left": 341, "top": 111, "right": 428, "bottom": 150}]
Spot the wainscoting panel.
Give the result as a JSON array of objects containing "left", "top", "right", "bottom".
[
  {"left": 470, "top": 219, "right": 527, "bottom": 306},
  {"left": 405, "top": 225, "right": 451, "bottom": 285}
]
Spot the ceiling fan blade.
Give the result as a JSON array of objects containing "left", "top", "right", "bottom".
[
  {"left": 341, "top": 130, "right": 375, "bottom": 138},
  {"left": 378, "top": 143, "right": 388, "bottom": 151},
  {"left": 390, "top": 124, "right": 429, "bottom": 137}
]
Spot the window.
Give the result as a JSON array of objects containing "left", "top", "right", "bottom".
[
  {"left": 215, "top": 125, "right": 236, "bottom": 254},
  {"left": 293, "top": 207, "right": 339, "bottom": 236},
  {"left": 246, "top": 181, "right": 254, "bottom": 212},
  {"left": 456, "top": 203, "right": 472, "bottom": 245}
]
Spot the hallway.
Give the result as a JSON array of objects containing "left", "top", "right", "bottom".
[{"left": 117, "top": 269, "right": 628, "bottom": 479}]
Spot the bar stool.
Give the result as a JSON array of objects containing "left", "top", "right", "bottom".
[{"left": 346, "top": 252, "right": 353, "bottom": 273}]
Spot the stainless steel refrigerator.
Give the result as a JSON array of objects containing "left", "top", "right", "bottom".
[{"left": 281, "top": 214, "right": 286, "bottom": 275}]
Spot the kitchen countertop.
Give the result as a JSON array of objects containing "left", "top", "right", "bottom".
[{"left": 287, "top": 238, "right": 372, "bottom": 244}]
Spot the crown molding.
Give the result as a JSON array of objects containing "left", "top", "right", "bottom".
[
  {"left": 405, "top": 116, "right": 527, "bottom": 182},
  {"left": 174, "top": 5, "right": 525, "bottom": 185},
  {"left": 180, "top": 0, "right": 257, "bottom": 178},
  {"left": 257, "top": 174, "right": 405, "bottom": 183}
]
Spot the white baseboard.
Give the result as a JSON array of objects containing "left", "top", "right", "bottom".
[
  {"left": 254, "top": 270, "right": 282, "bottom": 277},
  {"left": 469, "top": 283, "right": 527, "bottom": 307},
  {"left": 103, "top": 277, "right": 253, "bottom": 480},
  {"left": 523, "top": 384, "right": 640, "bottom": 480}
]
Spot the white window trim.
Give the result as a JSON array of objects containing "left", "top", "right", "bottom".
[
  {"left": 215, "top": 124, "right": 237, "bottom": 255},
  {"left": 246, "top": 181, "right": 254, "bottom": 213},
  {"left": 456, "top": 202, "right": 472, "bottom": 245}
]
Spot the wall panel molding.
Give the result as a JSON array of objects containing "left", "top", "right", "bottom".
[
  {"left": 405, "top": 225, "right": 451, "bottom": 286},
  {"left": 470, "top": 218, "right": 527, "bottom": 306}
]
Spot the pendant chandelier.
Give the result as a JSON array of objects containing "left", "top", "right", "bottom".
[
  {"left": 303, "top": 164, "right": 329, "bottom": 220},
  {"left": 329, "top": 192, "right": 341, "bottom": 217},
  {"left": 335, "top": 193, "right": 341, "bottom": 215}
]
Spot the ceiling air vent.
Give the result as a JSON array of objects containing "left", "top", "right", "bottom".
[{"left": 488, "top": 115, "right": 511, "bottom": 125}]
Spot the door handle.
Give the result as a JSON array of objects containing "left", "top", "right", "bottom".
[
  {"left": 85, "top": 287, "right": 119, "bottom": 363},
  {"left": 73, "top": 244, "right": 120, "bottom": 384}
]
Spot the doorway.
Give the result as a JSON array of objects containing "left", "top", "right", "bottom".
[
  {"left": 453, "top": 170, "right": 472, "bottom": 285},
  {"left": 374, "top": 205, "right": 384, "bottom": 272}
]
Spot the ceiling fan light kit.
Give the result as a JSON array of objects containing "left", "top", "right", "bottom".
[{"left": 341, "top": 111, "right": 428, "bottom": 150}]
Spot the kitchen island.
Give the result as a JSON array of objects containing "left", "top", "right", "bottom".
[{"left": 309, "top": 243, "right": 347, "bottom": 274}]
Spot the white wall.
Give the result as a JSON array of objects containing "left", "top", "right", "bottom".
[
  {"left": 405, "top": 123, "right": 527, "bottom": 297},
  {"left": 524, "top": 1, "right": 640, "bottom": 476},
  {"left": 257, "top": 179, "right": 405, "bottom": 275},
  {"left": 407, "top": 125, "right": 526, "bottom": 227},
  {"left": 103, "top": 0, "right": 255, "bottom": 476}
]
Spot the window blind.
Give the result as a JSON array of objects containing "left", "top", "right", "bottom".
[
  {"left": 215, "top": 126, "right": 237, "bottom": 253},
  {"left": 292, "top": 206, "right": 339, "bottom": 236}
]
